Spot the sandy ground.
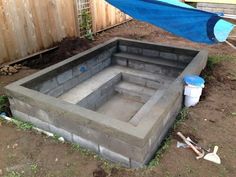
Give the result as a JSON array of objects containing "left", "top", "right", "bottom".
[{"left": 0, "top": 20, "right": 236, "bottom": 177}]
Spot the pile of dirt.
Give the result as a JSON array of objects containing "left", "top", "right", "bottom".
[{"left": 25, "top": 38, "right": 91, "bottom": 69}]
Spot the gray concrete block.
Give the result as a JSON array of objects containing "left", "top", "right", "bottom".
[
  {"left": 128, "top": 60, "right": 145, "bottom": 70},
  {"left": 102, "top": 58, "right": 111, "bottom": 69},
  {"left": 63, "top": 77, "right": 79, "bottom": 92},
  {"left": 48, "top": 85, "right": 64, "bottom": 97},
  {"left": 160, "top": 52, "right": 178, "bottom": 60},
  {"left": 72, "top": 134, "right": 99, "bottom": 152},
  {"left": 143, "top": 49, "right": 160, "bottom": 57},
  {"left": 146, "top": 80, "right": 161, "bottom": 89},
  {"left": 49, "top": 125, "right": 72, "bottom": 142},
  {"left": 72, "top": 64, "right": 88, "bottom": 77},
  {"left": 28, "top": 115, "right": 50, "bottom": 132},
  {"left": 115, "top": 58, "right": 127, "bottom": 66},
  {"left": 130, "top": 159, "right": 144, "bottom": 168},
  {"left": 91, "top": 63, "right": 102, "bottom": 75},
  {"left": 11, "top": 109, "right": 30, "bottom": 123},
  {"left": 122, "top": 73, "right": 146, "bottom": 86},
  {"left": 119, "top": 45, "right": 127, "bottom": 52},
  {"left": 144, "top": 64, "right": 162, "bottom": 74},
  {"left": 178, "top": 55, "right": 192, "bottom": 63},
  {"left": 38, "top": 78, "right": 58, "bottom": 94},
  {"left": 127, "top": 46, "right": 142, "bottom": 54},
  {"left": 97, "top": 51, "right": 111, "bottom": 63},
  {"left": 57, "top": 70, "right": 73, "bottom": 84},
  {"left": 77, "top": 71, "right": 92, "bottom": 83},
  {"left": 99, "top": 146, "right": 130, "bottom": 167},
  {"left": 109, "top": 46, "right": 117, "bottom": 54},
  {"left": 87, "top": 58, "right": 98, "bottom": 67}
]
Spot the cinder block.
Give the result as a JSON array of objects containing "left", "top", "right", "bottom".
[
  {"left": 146, "top": 80, "right": 160, "bottom": 89},
  {"left": 72, "top": 134, "right": 99, "bottom": 152},
  {"left": 91, "top": 63, "right": 102, "bottom": 75},
  {"left": 87, "top": 58, "right": 98, "bottom": 67},
  {"left": 115, "top": 58, "right": 127, "bottom": 66},
  {"left": 97, "top": 51, "right": 111, "bottom": 63},
  {"left": 11, "top": 109, "right": 30, "bottom": 123},
  {"left": 48, "top": 85, "right": 64, "bottom": 97},
  {"left": 122, "top": 73, "right": 146, "bottom": 86},
  {"left": 38, "top": 78, "right": 58, "bottom": 94},
  {"left": 144, "top": 64, "right": 162, "bottom": 73},
  {"left": 49, "top": 125, "right": 72, "bottom": 142},
  {"left": 99, "top": 146, "right": 130, "bottom": 167},
  {"left": 34, "top": 109, "right": 51, "bottom": 123},
  {"left": 63, "top": 77, "right": 79, "bottom": 92},
  {"left": 160, "top": 52, "right": 178, "bottom": 60},
  {"left": 130, "top": 159, "right": 144, "bottom": 168},
  {"left": 57, "top": 70, "right": 73, "bottom": 84},
  {"left": 128, "top": 60, "right": 145, "bottom": 70},
  {"left": 109, "top": 46, "right": 117, "bottom": 54},
  {"left": 119, "top": 45, "right": 127, "bottom": 52},
  {"left": 72, "top": 64, "right": 88, "bottom": 77},
  {"left": 28, "top": 115, "right": 50, "bottom": 131},
  {"left": 77, "top": 71, "right": 92, "bottom": 83},
  {"left": 102, "top": 58, "right": 111, "bottom": 68},
  {"left": 178, "top": 55, "right": 192, "bottom": 63},
  {"left": 143, "top": 49, "right": 160, "bottom": 57},
  {"left": 127, "top": 46, "right": 142, "bottom": 54}
]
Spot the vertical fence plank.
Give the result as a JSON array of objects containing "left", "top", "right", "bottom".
[{"left": 90, "top": 0, "right": 131, "bottom": 33}]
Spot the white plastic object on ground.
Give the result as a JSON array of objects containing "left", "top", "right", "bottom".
[
  {"left": 0, "top": 114, "right": 65, "bottom": 142},
  {"left": 184, "top": 84, "right": 203, "bottom": 107}
]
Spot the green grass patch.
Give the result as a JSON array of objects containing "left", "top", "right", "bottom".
[
  {"left": 4, "top": 171, "right": 22, "bottom": 177},
  {"left": 207, "top": 55, "right": 236, "bottom": 70},
  {"left": 11, "top": 118, "right": 33, "bottom": 131},
  {"left": 0, "top": 95, "right": 8, "bottom": 112},
  {"left": 148, "top": 108, "right": 188, "bottom": 168}
]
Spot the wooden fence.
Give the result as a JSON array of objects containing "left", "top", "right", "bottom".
[
  {"left": 90, "top": 0, "right": 131, "bottom": 33},
  {"left": 0, "top": 0, "right": 130, "bottom": 65},
  {"left": 0, "top": 0, "right": 78, "bottom": 64}
]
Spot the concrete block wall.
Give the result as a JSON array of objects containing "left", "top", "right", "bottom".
[
  {"left": 118, "top": 42, "right": 195, "bottom": 65},
  {"left": 28, "top": 46, "right": 116, "bottom": 97},
  {"left": 77, "top": 74, "right": 121, "bottom": 110},
  {"left": 5, "top": 38, "right": 207, "bottom": 168},
  {"left": 113, "top": 41, "right": 196, "bottom": 78}
]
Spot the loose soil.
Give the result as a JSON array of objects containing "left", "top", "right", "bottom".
[{"left": 0, "top": 20, "right": 236, "bottom": 177}]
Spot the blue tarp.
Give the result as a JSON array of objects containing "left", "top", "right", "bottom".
[{"left": 106, "top": 0, "right": 235, "bottom": 44}]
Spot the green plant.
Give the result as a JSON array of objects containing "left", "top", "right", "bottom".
[
  {"left": 207, "top": 55, "right": 235, "bottom": 70},
  {"left": 173, "top": 108, "right": 189, "bottom": 130},
  {"left": 4, "top": 171, "right": 22, "bottom": 177},
  {"left": 0, "top": 95, "right": 8, "bottom": 112},
  {"left": 30, "top": 163, "right": 38, "bottom": 174},
  {"left": 11, "top": 118, "right": 33, "bottom": 131},
  {"left": 148, "top": 137, "right": 171, "bottom": 168},
  {"left": 80, "top": 10, "right": 94, "bottom": 40}
]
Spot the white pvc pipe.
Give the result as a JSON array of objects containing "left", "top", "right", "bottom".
[{"left": 0, "top": 115, "right": 65, "bottom": 142}]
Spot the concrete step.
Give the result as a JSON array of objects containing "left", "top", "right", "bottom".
[
  {"left": 112, "top": 52, "right": 185, "bottom": 70},
  {"left": 115, "top": 82, "right": 156, "bottom": 103}
]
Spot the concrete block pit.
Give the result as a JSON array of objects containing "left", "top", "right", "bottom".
[{"left": 5, "top": 38, "right": 208, "bottom": 168}]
